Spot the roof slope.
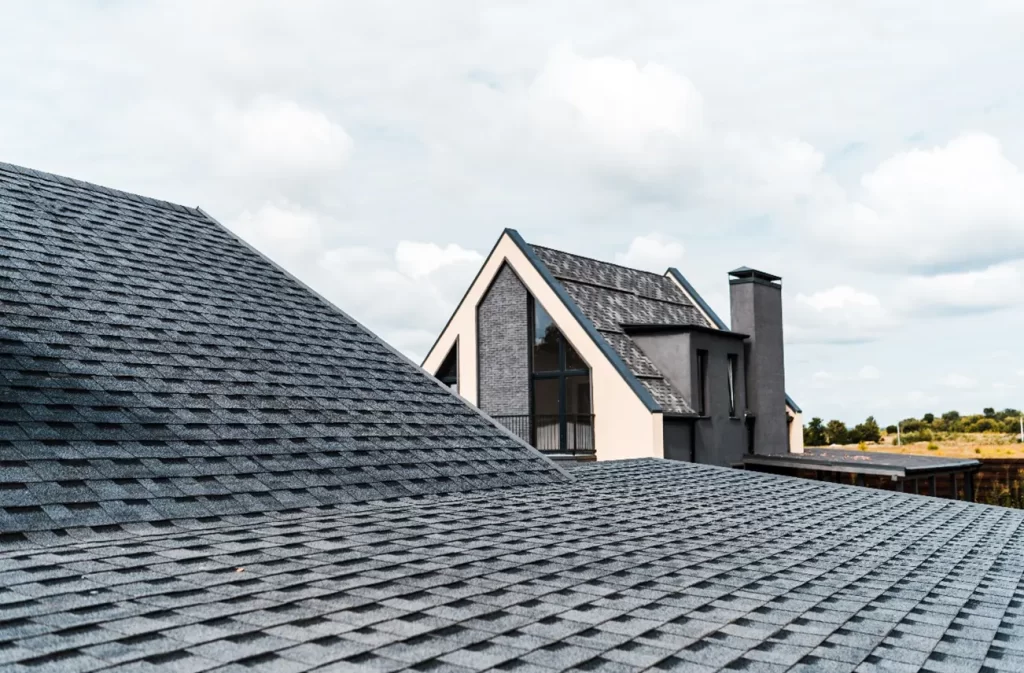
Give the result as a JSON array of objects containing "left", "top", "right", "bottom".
[
  {"left": 0, "top": 162, "right": 567, "bottom": 534},
  {"left": 530, "top": 246, "right": 710, "bottom": 414},
  {"left": 2, "top": 459, "right": 1023, "bottom": 673}
]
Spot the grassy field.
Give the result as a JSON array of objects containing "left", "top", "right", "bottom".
[{"left": 818, "top": 433, "right": 1024, "bottom": 459}]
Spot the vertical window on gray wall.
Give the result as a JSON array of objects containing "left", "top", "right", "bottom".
[
  {"left": 697, "top": 350, "right": 709, "bottom": 416},
  {"left": 727, "top": 354, "right": 738, "bottom": 417}
]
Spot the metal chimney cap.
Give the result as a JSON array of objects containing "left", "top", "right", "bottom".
[{"left": 728, "top": 267, "right": 782, "bottom": 285}]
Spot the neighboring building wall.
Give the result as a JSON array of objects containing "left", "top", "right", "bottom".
[
  {"left": 477, "top": 264, "right": 531, "bottom": 441},
  {"left": 633, "top": 330, "right": 748, "bottom": 467},
  {"left": 423, "top": 233, "right": 661, "bottom": 460},
  {"left": 788, "top": 410, "right": 804, "bottom": 453}
]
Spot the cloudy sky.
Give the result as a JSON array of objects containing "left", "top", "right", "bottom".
[{"left": 3, "top": 1, "right": 1023, "bottom": 425}]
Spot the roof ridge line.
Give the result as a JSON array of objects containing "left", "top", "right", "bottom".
[
  {"left": 0, "top": 160, "right": 198, "bottom": 214},
  {"left": 529, "top": 242, "right": 678, "bottom": 282}
]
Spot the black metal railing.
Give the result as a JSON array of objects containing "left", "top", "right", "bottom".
[{"left": 491, "top": 414, "right": 595, "bottom": 456}]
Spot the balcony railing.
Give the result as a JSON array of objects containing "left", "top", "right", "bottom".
[{"left": 491, "top": 414, "right": 595, "bottom": 457}]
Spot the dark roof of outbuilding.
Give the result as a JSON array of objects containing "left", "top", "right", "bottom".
[
  {"left": 2, "top": 458, "right": 1024, "bottom": 673},
  {"left": 529, "top": 246, "right": 713, "bottom": 415},
  {"left": 745, "top": 449, "right": 981, "bottom": 477},
  {"left": 0, "top": 161, "right": 567, "bottom": 534}
]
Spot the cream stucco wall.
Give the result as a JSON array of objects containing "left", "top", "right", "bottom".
[
  {"left": 423, "top": 233, "right": 660, "bottom": 460},
  {"left": 788, "top": 410, "right": 805, "bottom": 454}
]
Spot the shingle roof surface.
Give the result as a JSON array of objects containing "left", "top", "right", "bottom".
[
  {"left": 0, "top": 162, "right": 567, "bottom": 533},
  {"left": 530, "top": 247, "right": 708, "bottom": 414},
  {"left": 2, "top": 459, "right": 1024, "bottom": 673},
  {"left": 746, "top": 449, "right": 981, "bottom": 476}
]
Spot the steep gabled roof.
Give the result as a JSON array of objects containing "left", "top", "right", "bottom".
[
  {"left": 0, "top": 162, "right": 568, "bottom": 534},
  {"left": 527, "top": 244, "right": 712, "bottom": 415}
]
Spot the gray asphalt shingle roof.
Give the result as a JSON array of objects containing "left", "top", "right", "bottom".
[
  {"left": 2, "top": 459, "right": 1024, "bottom": 673},
  {"left": 529, "top": 246, "right": 709, "bottom": 415},
  {"left": 0, "top": 162, "right": 566, "bottom": 534},
  {"left": 3, "top": 163, "right": 1024, "bottom": 673}
]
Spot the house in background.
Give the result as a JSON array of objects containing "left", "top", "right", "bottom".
[{"left": 423, "top": 229, "right": 803, "bottom": 464}]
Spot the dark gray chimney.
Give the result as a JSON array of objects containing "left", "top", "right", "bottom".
[{"left": 729, "top": 267, "right": 787, "bottom": 455}]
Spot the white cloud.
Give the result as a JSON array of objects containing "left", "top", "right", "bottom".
[
  {"left": 809, "top": 366, "right": 881, "bottom": 389},
  {"left": 816, "top": 133, "right": 1024, "bottom": 273},
  {"left": 615, "top": 233, "right": 685, "bottom": 271},
  {"left": 523, "top": 45, "right": 825, "bottom": 213},
  {"left": 897, "top": 263, "right": 1024, "bottom": 316},
  {"left": 858, "top": 366, "right": 881, "bottom": 380},
  {"left": 395, "top": 241, "right": 482, "bottom": 279},
  {"left": 993, "top": 382, "right": 1018, "bottom": 391},
  {"left": 215, "top": 96, "right": 352, "bottom": 178},
  {"left": 786, "top": 285, "right": 887, "bottom": 344},
  {"left": 230, "top": 201, "right": 324, "bottom": 262},
  {"left": 941, "top": 374, "right": 978, "bottom": 389},
  {"left": 528, "top": 43, "right": 703, "bottom": 175}
]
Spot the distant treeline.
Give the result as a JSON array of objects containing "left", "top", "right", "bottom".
[{"left": 804, "top": 408, "right": 1024, "bottom": 447}]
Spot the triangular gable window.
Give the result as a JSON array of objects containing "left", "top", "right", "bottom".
[{"left": 435, "top": 343, "right": 458, "bottom": 392}]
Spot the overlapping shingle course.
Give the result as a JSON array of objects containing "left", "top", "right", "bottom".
[
  {"left": 2, "top": 460, "right": 1024, "bottom": 672},
  {"left": 530, "top": 246, "right": 708, "bottom": 414},
  {"left": 0, "top": 162, "right": 567, "bottom": 533}
]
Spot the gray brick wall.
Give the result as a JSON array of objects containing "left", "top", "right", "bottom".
[{"left": 477, "top": 263, "right": 530, "bottom": 441}]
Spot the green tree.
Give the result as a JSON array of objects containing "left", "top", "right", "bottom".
[
  {"left": 922, "top": 413, "right": 935, "bottom": 424},
  {"left": 901, "top": 418, "right": 923, "bottom": 433},
  {"left": 825, "top": 419, "right": 849, "bottom": 446},
  {"left": 942, "top": 410, "right": 960, "bottom": 423},
  {"left": 804, "top": 418, "right": 827, "bottom": 447},
  {"left": 857, "top": 416, "right": 882, "bottom": 443},
  {"left": 885, "top": 425, "right": 898, "bottom": 434},
  {"left": 984, "top": 407, "right": 996, "bottom": 418}
]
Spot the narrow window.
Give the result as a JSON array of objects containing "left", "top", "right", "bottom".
[
  {"left": 727, "top": 354, "right": 738, "bottom": 417},
  {"left": 435, "top": 343, "right": 458, "bottom": 392},
  {"left": 696, "top": 350, "right": 709, "bottom": 417}
]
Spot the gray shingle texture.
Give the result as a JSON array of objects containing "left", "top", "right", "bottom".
[
  {"left": 2, "top": 460, "right": 1024, "bottom": 672},
  {"left": 530, "top": 246, "right": 708, "bottom": 414},
  {"left": 0, "top": 162, "right": 566, "bottom": 533}
]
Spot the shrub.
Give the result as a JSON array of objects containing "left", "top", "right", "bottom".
[
  {"left": 975, "top": 448, "right": 982, "bottom": 454},
  {"left": 858, "top": 441, "right": 867, "bottom": 451},
  {"left": 885, "top": 425, "right": 898, "bottom": 434},
  {"left": 926, "top": 442, "right": 939, "bottom": 451}
]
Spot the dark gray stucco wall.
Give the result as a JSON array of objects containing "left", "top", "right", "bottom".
[
  {"left": 729, "top": 280, "right": 787, "bottom": 456},
  {"left": 633, "top": 330, "right": 748, "bottom": 467},
  {"left": 663, "top": 418, "right": 693, "bottom": 462},
  {"left": 477, "top": 263, "right": 530, "bottom": 441}
]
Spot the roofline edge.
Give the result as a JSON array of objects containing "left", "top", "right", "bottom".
[
  {"left": 420, "top": 230, "right": 507, "bottom": 369},
  {"left": 507, "top": 229, "right": 662, "bottom": 413},
  {"left": 193, "top": 211, "right": 575, "bottom": 482}
]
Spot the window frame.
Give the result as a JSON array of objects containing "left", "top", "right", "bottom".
[
  {"left": 696, "top": 349, "right": 709, "bottom": 417},
  {"left": 727, "top": 353, "right": 738, "bottom": 418}
]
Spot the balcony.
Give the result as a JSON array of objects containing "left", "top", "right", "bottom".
[{"left": 491, "top": 414, "right": 595, "bottom": 459}]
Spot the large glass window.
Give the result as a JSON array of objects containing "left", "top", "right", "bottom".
[
  {"left": 529, "top": 298, "right": 591, "bottom": 452},
  {"left": 435, "top": 343, "right": 458, "bottom": 392}
]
